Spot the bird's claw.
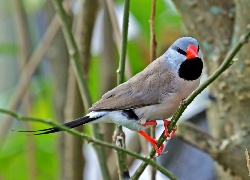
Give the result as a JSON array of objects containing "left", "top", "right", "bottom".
[
  {"left": 164, "top": 120, "right": 177, "bottom": 140},
  {"left": 138, "top": 130, "right": 164, "bottom": 156},
  {"left": 138, "top": 119, "right": 177, "bottom": 156},
  {"left": 151, "top": 139, "right": 164, "bottom": 156}
]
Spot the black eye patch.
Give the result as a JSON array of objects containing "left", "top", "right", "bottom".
[{"left": 174, "top": 46, "right": 186, "bottom": 56}]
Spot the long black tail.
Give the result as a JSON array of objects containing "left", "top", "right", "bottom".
[{"left": 17, "top": 116, "right": 97, "bottom": 135}]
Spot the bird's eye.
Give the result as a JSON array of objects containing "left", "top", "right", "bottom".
[{"left": 176, "top": 47, "right": 186, "bottom": 56}]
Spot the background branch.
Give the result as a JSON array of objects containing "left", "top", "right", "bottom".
[
  {"left": 52, "top": 0, "right": 92, "bottom": 109},
  {"left": 117, "top": 0, "right": 130, "bottom": 85},
  {"left": 149, "top": 0, "right": 157, "bottom": 63},
  {"left": 176, "top": 120, "right": 250, "bottom": 173},
  {"left": 175, "top": 121, "right": 220, "bottom": 158},
  {"left": 105, "top": 0, "right": 132, "bottom": 79},
  {"left": 0, "top": 15, "right": 60, "bottom": 143},
  {"left": 61, "top": 0, "right": 99, "bottom": 179},
  {"left": 115, "top": 0, "right": 130, "bottom": 178},
  {"left": 12, "top": 1, "right": 36, "bottom": 179},
  {"left": 51, "top": 0, "right": 110, "bottom": 178},
  {"left": 149, "top": 0, "right": 157, "bottom": 179}
]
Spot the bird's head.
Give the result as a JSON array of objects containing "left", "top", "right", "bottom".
[{"left": 165, "top": 37, "right": 203, "bottom": 81}]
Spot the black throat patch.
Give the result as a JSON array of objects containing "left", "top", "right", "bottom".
[{"left": 178, "top": 57, "right": 203, "bottom": 81}]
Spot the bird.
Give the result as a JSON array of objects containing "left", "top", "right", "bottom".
[{"left": 22, "top": 37, "right": 203, "bottom": 155}]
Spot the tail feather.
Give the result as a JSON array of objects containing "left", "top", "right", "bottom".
[{"left": 17, "top": 116, "right": 97, "bottom": 135}]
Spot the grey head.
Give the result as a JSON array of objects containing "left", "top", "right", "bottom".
[{"left": 164, "top": 37, "right": 203, "bottom": 81}]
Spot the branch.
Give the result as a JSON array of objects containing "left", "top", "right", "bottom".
[
  {"left": 12, "top": 1, "right": 37, "bottom": 179},
  {"left": 149, "top": 0, "right": 157, "bottom": 63},
  {"left": 52, "top": 0, "right": 92, "bottom": 110},
  {"left": 105, "top": 0, "right": 132, "bottom": 78},
  {"left": 131, "top": 25, "right": 250, "bottom": 179},
  {"left": 115, "top": 0, "right": 130, "bottom": 178},
  {"left": 51, "top": 0, "right": 111, "bottom": 178},
  {"left": 117, "top": 0, "right": 130, "bottom": 85},
  {"left": 175, "top": 121, "right": 220, "bottom": 158},
  {"left": 0, "top": 108, "right": 176, "bottom": 180},
  {"left": 245, "top": 149, "right": 250, "bottom": 176},
  {"left": 149, "top": 0, "right": 157, "bottom": 179}
]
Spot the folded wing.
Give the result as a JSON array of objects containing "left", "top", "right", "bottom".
[{"left": 90, "top": 60, "right": 172, "bottom": 111}]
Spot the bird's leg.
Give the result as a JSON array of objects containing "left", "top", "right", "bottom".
[
  {"left": 163, "top": 120, "right": 177, "bottom": 140},
  {"left": 140, "top": 120, "right": 157, "bottom": 126},
  {"left": 138, "top": 130, "right": 164, "bottom": 155},
  {"left": 139, "top": 120, "right": 164, "bottom": 155}
]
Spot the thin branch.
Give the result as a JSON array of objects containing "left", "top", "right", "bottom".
[
  {"left": 117, "top": 0, "right": 130, "bottom": 85},
  {"left": 113, "top": 129, "right": 129, "bottom": 180},
  {"left": 51, "top": 0, "right": 110, "bottom": 178},
  {"left": 149, "top": 0, "right": 157, "bottom": 179},
  {"left": 12, "top": 0, "right": 30, "bottom": 67},
  {"left": 114, "top": 0, "right": 130, "bottom": 178},
  {"left": 149, "top": 0, "right": 157, "bottom": 63},
  {"left": 105, "top": 0, "right": 132, "bottom": 78},
  {"left": 175, "top": 121, "right": 220, "bottom": 158},
  {"left": 245, "top": 149, "right": 250, "bottom": 176},
  {"left": 0, "top": 108, "right": 176, "bottom": 180},
  {"left": 12, "top": 0, "right": 37, "bottom": 179},
  {"left": 52, "top": 0, "right": 92, "bottom": 110},
  {"left": 131, "top": 25, "right": 250, "bottom": 179},
  {"left": 62, "top": 0, "right": 99, "bottom": 179}
]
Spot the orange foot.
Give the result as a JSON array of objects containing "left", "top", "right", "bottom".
[
  {"left": 138, "top": 130, "right": 164, "bottom": 156},
  {"left": 164, "top": 120, "right": 177, "bottom": 140}
]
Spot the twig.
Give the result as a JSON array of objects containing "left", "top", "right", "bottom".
[
  {"left": 113, "top": 129, "right": 129, "bottom": 180},
  {"left": 0, "top": 15, "right": 60, "bottom": 143},
  {"left": 0, "top": 108, "right": 176, "bottom": 180},
  {"left": 51, "top": 0, "right": 110, "bottom": 179},
  {"left": 175, "top": 121, "right": 220, "bottom": 158},
  {"left": 12, "top": 1, "right": 36, "bottom": 179},
  {"left": 131, "top": 25, "right": 250, "bottom": 179},
  {"left": 245, "top": 149, "right": 250, "bottom": 176},
  {"left": 105, "top": 0, "right": 132, "bottom": 78},
  {"left": 149, "top": 0, "right": 157, "bottom": 179},
  {"left": 117, "top": 0, "right": 130, "bottom": 85},
  {"left": 52, "top": 0, "right": 92, "bottom": 110},
  {"left": 114, "top": 0, "right": 130, "bottom": 178},
  {"left": 149, "top": 0, "right": 157, "bottom": 63},
  {"left": 12, "top": 0, "right": 30, "bottom": 67}
]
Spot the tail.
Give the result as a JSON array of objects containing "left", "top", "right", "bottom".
[{"left": 16, "top": 115, "right": 98, "bottom": 135}]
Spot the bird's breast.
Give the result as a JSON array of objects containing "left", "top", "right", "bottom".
[{"left": 134, "top": 77, "right": 200, "bottom": 122}]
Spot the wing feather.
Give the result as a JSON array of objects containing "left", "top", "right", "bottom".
[{"left": 89, "top": 59, "right": 172, "bottom": 111}]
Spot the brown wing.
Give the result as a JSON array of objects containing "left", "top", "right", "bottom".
[{"left": 89, "top": 59, "right": 172, "bottom": 111}]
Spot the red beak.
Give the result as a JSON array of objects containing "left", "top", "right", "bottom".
[{"left": 186, "top": 45, "right": 198, "bottom": 60}]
